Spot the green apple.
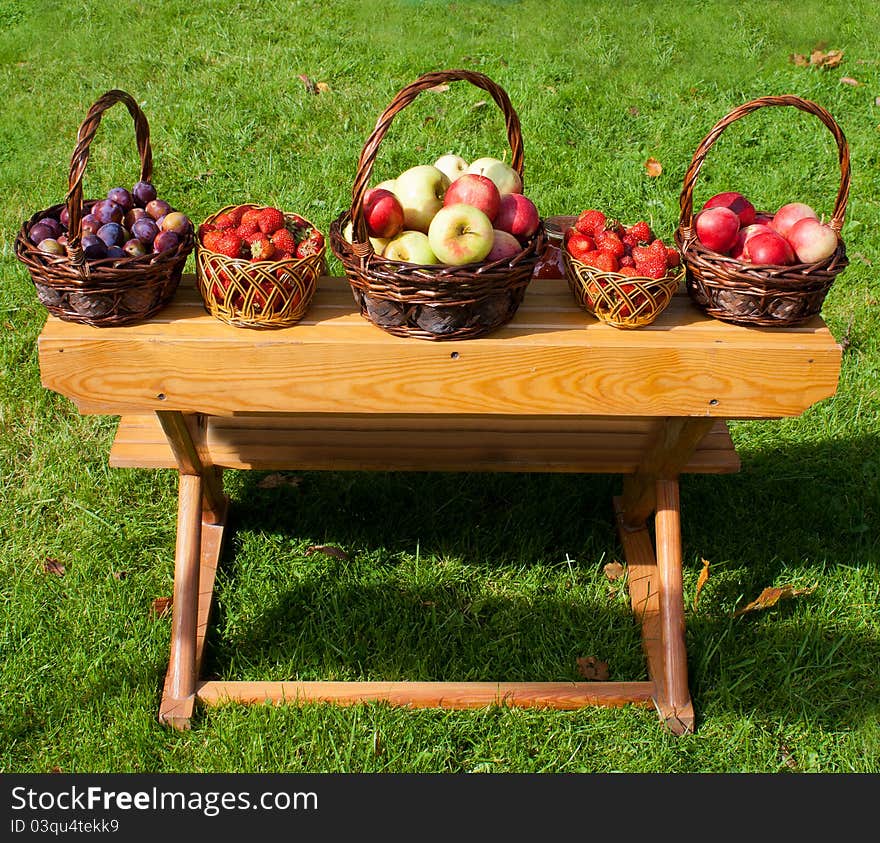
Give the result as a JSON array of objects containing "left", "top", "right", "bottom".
[
  {"left": 427, "top": 203, "right": 494, "bottom": 266},
  {"left": 434, "top": 153, "right": 469, "bottom": 183},
  {"left": 383, "top": 230, "right": 439, "bottom": 264},
  {"left": 466, "top": 157, "right": 522, "bottom": 196},
  {"left": 393, "top": 165, "right": 450, "bottom": 232},
  {"left": 343, "top": 220, "right": 389, "bottom": 254}
]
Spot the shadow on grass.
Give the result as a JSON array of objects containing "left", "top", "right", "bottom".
[{"left": 196, "top": 430, "right": 879, "bottom": 729}]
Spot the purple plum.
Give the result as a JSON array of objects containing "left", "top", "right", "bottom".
[
  {"left": 153, "top": 230, "right": 179, "bottom": 253},
  {"left": 60, "top": 207, "right": 70, "bottom": 227},
  {"left": 124, "top": 207, "right": 147, "bottom": 229},
  {"left": 29, "top": 221, "right": 57, "bottom": 245},
  {"left": 81, "top": 213, "right": 101, "bottom": 236},
  {"left": 131, "top": 217, "right": 159, "bottom": 245},
  {"left": 97, "top": 222, "right": 128, "bottom": 248},
  {"left": 106, "top": 245, "right": 126, "bottom": 258},
  {"left": 132, "top": 181, "right": 157, "bottom": 207},
  {"left": 145, "top": 199, "right": 172, "bottom": 221},
  {"left": 107, "top": 187, "right": 134, "bottom": 212},
  {"left": 82, "top": 234, "right": 108, "bottom": 260},
  {"left": 91, "top": 199, "right": 124, "bottom": 225}
]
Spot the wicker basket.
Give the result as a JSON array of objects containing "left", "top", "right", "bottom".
[
  {"left": 195, "top": 205, "right": 324, "bottom": 329},
  {"left": 14, "top": 89, "right": 193, "bottom": 327},
  {"left": 675, "top": 95, "right": 850, "bottom": 327},
  {"left": 329, "top": 69, "right": 544, "bottom": 341}
]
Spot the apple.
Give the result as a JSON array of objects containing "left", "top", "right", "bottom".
[
  {"left": 730, "top": 222, "right": 772, "bottom": 260},
  {"left": 362, "top": 187, "right": 405, "bottom": 239},
  {"left": 494, "top": 193, "right": 540, "bottom": 242},
  {"left": 702, "top": 191, "right": 756, "bottom": 226},
  {"left": 374, "top": 179, "right": 397, "bottom": 194},
  {"left": 427, "top": 203, "right": 494, "bottom": 266},
  {"left": 343, "top": 220, "right": 389, "bottom": 254},
  {"left": 443, "top": 173, "right": 501, "bottom": 222},
  {"left": 393, "top": 165, "right": 450, "bottom": 232},
  {"left": 786, "top": 217, "right": 839, "bottom": 263},
  {"left": 466, "top": 157, "right": 522, "bottom": 196},
  {"left": 485, "top": 229, "right": 522, "bottom": 263},
  {"left": 383, "top": 230, "right": 439, "bottom": 264},
  {"left": 695, "top": 206, "right": 740, "bottom": 254},
  {"left": 770, "top": 202, "right": 818, "bottom": 239},
  {"left": 434, "top": 153, "right": 469, "bottom": 183},
  {"left": 743, "top": 230, "right": 796, "bottom": 265}
]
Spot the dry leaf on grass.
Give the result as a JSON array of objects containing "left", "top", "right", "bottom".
[
  {"left": 305, "top": 544, "right": 350, "bottom": 560},
  {"left": 151, "top": 597, "right": 172, "bottom": 618},
  {"left": 43, "top": 558, "right": 65, "bottom": 576},
  {"left": 316, "top": 81, "right": 331, "bottom": 94},
  {"left": 297, "top": 74, "right": 317, "bottom": 94},
  {"left": 840, "top": 77, "right": 861, "bottom": 86},
  {"left": 733, "top": 584, "right": 815, "bottom": 617},
  {"left": 257, "top": 473, "right": 302, "bottom": 489},
  {"left": 790, "top": 49, "right": 844, "bottom": 68},
  {"left": 426, "top": 83, "right": 450, "bottom": 93},
  {"left": 603, "top": 561, "right": 625, "bottom": 581},
  {"left": 576, "top": 656, "right": 610, "bottom": 681},
  {"left": 693, "top": 557, "right": 711, "bottom": 610},
  {"left": 645, "top": 157, "right": 662, "bottom": 177}
]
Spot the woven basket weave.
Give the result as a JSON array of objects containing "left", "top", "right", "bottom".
[
  {"left": 195, "top": 205, "right": 324, "bottom": 329},
  {"left": 14, "top": 89, "right": 193, "bottom": 327},
  {"left": 675, "top": 95, "right": 849, "bottom": 327},
  {"left": 329, "top": 69, "right": 544, "bottom": 341}
]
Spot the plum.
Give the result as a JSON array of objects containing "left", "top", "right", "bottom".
[
  {"left": 97, "top": 222, "right": 128, "bottom": 248},
  {"left": 37, "top": 238, "right": 65, "bottom": 256},
  {"left": 82, "top": 234, "right": 108, "bottom": 260},
  {"left": 145, "top": 199, "right": 172, "bottom": 221},
  {"left": 91, "top": 199, "right": 124, "bottom": 225},
  {"left": 161, "top": 211, "right": 192, "bottom": 236},
  {"left": 131, "top": 217, "right": 159, "bottom": 246},
  {"left": 60, "top": 207, "right": 70, "bottom": 227},
  {"left": 29, "top": 221, "right": 57, "bottom": 245},
  {"left": 107, "top": 187, "right": 134, "bottom": 212},
  {"left": 123, "top": 238, "right": 148, "bottom": 257},
  {"left": 81, "top": 213, "right": 101, "bottom": 236},
  {"left": 132, "top": 180, "right": 157, "bottom": 207},
  {"left": 124, "top": 207, "right": 147, "bottom": 229},
  {"left": 106, "top": 245, "right": 126, "bottom": 259},
  {"left": 153, "top": 230, "right": 179, "bottom": 253}
]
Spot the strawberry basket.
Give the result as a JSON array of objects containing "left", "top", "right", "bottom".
[
  {"left": 195, "top": 204, "right": 324, "bottom": 329},
  {"left": 329, "top": 69, "right": 545, "bottom": 341},
  {"left": 561, "top": 213, "right": 684, "bottom": 329},
  {"left": 14, "top": 89, "right": 194, "bottom": 327},
  {"left": 675, "top": 95, "right": 850, "bottom": 327}
]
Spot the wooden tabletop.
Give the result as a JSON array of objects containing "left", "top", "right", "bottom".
[{"left": 37, "top": 275, "right": 842, "bottom": 419}]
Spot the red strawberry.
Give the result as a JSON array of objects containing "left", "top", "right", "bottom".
[
  {"left": 593, "top": 251, "right": 619, "bottom": 273},
  {"left": 198, "top": 222, "right": 218, "bottom": 238},
  {"left": 636, "top": 254, "right": 667, "bottom": 279},
  {"left": 236, "top": 218, "right": 261, "bottom": 238},
  {"left": 618, "top": 265, "right": 640, "bottom": 277},
  {"left": 242, "top": 229, "right": 266, "bottom": 246},
  {"left": 626, "top": 221, "right": 652, "bottom": 243},
  {"left": 666, "top": 247, "right": 681, "bottom": 267},
  {"left": 213, "top": 212, "right": 236, "bottom": 230},
  {"left": 631, "top": 244, "right": 654, "bottom": 266},
  {"left": 258, "top": 207, "right": 286, "bottom": 235},
  {"left": 250, "top": 237, "right": 276, "bottom": 261},
  {"left": 240, "top": 207, "right": 263, "bottom": 228},
  {"left": 202, "top": 229, "right": 225, "bottom": 252},
  {"left": 566, "top": 232, "right": 596, "bottom": 263},
  {"left": 575, "top": 209, "right": 606, "bottom": 236},
  {"left": 270, "top": 228, "right": 297, "bottom": 255},
  {"left": 227, "top": 205, "right": 248, "bottom": 226},
  {"left": 619, "top": 254, "right": 635, "bottom": 268},
  {"left": 214, "top": 231, "right": 244, "bottom": 259},
  {"left": 595, "top": 229, "right": 626, "bottom": 258},
  {"left": 649, "top": 238, "right": 667, "bottom": 259},
  {"left": 296, "top": 230, "right": 324, "bottom": 259}
]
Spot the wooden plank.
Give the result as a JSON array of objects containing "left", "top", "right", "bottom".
[
  {"left": 109, "top": 414, "right": 740, "bottom": 474},
  {"left": 195, "top": 680, "right": 655, "bottom": 710},
  {"left": 38, "top": 275, "right": 841, "bottom": 419}
]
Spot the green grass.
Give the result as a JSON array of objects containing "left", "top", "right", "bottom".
[{"left": 2, "top": 0, "right": 880, "bottom": 773}]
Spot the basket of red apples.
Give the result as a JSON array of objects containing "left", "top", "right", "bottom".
[
  {"left": 195, "top": 204, "right": 324, "bottom": 329},
  {"left": 561, "top": 210, "right": 683, "bottom": 329},
  {"left": 14, "top": 90, "right": 194, "bottom": 327},
  {"left": 329, "top": 69, "right": 544, "bottom": 341},
  {"left": 675, "top": 95, "right": 849, "bottom": 327}
]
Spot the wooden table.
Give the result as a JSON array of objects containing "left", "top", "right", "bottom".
[{"left": 37, "top": 274, "right": 842, "bottom": 734}]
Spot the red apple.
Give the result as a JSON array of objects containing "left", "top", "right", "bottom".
[
  {"left": 754, "top": 212, "right": 775, "bottom": 225},
  {"left": 695, "top": 206, "right": 740, "bottom": 254},
  {"left": 770, "top": 202, "right": 818, "bottom": 239},
  {"left": 743, "top": 230, "right": 795, "bottom": 265},
  {"left": 730, "top": 222, "right": 772, "bottom": 260},
  {"left": 443, "top": 173, "right": 501, "bottom": 222},
  {"left": 485, "top": 229, "right": 522, "bottom": 262},
  {"left": 362, "top": 187, "right": 405, "bottom": 239},
  {"left": 702, "top": 191, "right": 756, "bottom": 226},
  {"left": 786, "top": 217, "right": 839, "bottom": 263},
  {"left": 494, "top": 193, "right": 540, "bottom": 243}
]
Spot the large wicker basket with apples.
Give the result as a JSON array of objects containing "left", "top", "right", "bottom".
[
  {"left": 675, "top": 95, "right": 850, "bottom": 327},
  {"left": 14, "top": 89, "right": 194, "bottom": 327},
  {"left": 329, "top": 69, "right": 545, "bottom": 341}
]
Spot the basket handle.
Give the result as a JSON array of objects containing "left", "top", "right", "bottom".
[
  {"left": 65, "top": 89, "right": 153, "bottom": 266},
  {"left": 678, "top": 95, "right": 850, "bottom": 245},
  {"left": 348, "top": 69, "right": 525, "bottom": 255}
]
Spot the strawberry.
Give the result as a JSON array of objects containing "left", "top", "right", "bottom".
[
  {"left": 258, "top": 207, "right": 286, "bottom": 235},
  {"left": 593, "top": 251, "right": 619, "bottom": 273},
  {"left": 575, "top": 209, "right": 606, "bottom": 236},
  {"left": 636, "top": 254, "right": 667, "bottom": 279},
  {"left": 236, "top": 218, "right": 261, "bottom": 238},
  {"left": 240, "top": 207, "right": 263, "bottom": 229},
  {"left": 566, "top": 232, "right": 596, "bottom": 263},
  {"left": 213, "top": 212, "right": 237, "bottom": 230},
  {"left": 227, "top": 205, "right": 248, "bottom": 227},
  {"left": 619, "top": 254, "right": 635, "bottom": 268},
  {"left": 595, "top": 229, "right": 626, "bottom": 258},
  {"left": 618, "top": 265, "right": 640, "bottom": 277},
  {"left": 295, "top": 230, "right": 324, "bottom": 259},
  {"left": 250, "top": 237, "right": 276, "bottom": 262},
  {"left": 631, "top": 244, "right": 654, "bottom": 266},
  {"left": 201, "top": 229, "right": 225, "bottom": 253},
  {"left": 666, "top": 247, "right": 681, "bottom": 267},
  {"left": 198, "top": 222, "right": 217, "bottom": 238},
  {"left": 242, "top": 229, "right": 266, "bottom": 246},
  {"left": 626, "top": 221, "right": 652, "bottom": 243},
  {"left": 270, "top": 228, "right": 297, "bottom": 255},
  {"left": 213, "top": 231, "right": 244, "bottom": 259}
]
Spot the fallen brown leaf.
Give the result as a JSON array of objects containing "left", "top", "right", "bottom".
[
  {"left": 628, "top": 106, "right": 640, "bottom": 116},
  {"left": 790, "top": 53, "right": 809, "bottom": 67},
  {"left": 43, "top": 558, "right": 65, "bottom": 576},
  {"left": 603, "top": 561, "right": 625, "bottom": 581},
  {"left": 316, "top": 81, "right": 331, "bottom": 94},
  {"left": 576, "top": 656, "right": 610, "bottom": 681},
  {"left": 471, "top": 99, "right": 488, "bottom": 109},
  {"left": 645, "top": 157, "right": 662, "bottom": 178},
  {"left": 840, "top": 77, "right": 861, "bottom": 86},
  {"left": 151, "top": 597, "right": 172, "bottom": 618},
  {"left": 426, "top": 83, "right": 450, "bottom": 93},
  {"left": 257, "top": 473, "right": 302, "bottom": 489},
  {"left": 298, "top": 74, "right": 318, "bottom": 94},
  {"left": 113, "top": 571, "right": 128, "bottom": 581},
  {"left": 733, "top": 584, "right": 815, "bottom": 617},
  {"left": 305, "top": 544, "right": 350, "bottom": 560},
  {"left": 813, "top": 49, "right": 844, "bottom": 67},
  {"left": 693, "top": 557, "right": 711, "bottom": 610},
  {"left": 779, "top": 743, "right": 798, "bottom": 770}
]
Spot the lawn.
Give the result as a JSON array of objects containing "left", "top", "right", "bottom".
[{"left": 1, "top": 0, "right": 879, "bottom": 773}]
